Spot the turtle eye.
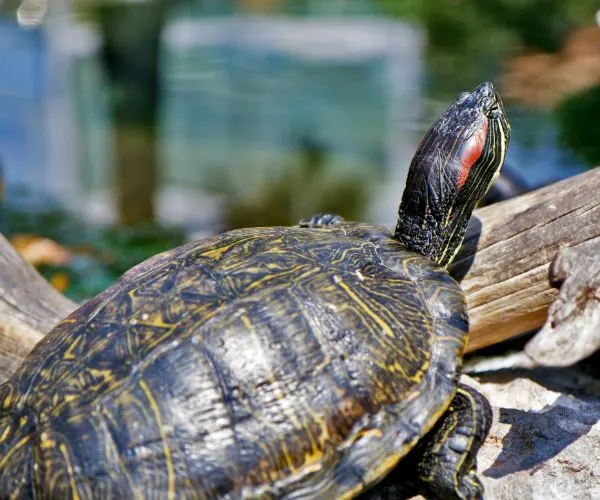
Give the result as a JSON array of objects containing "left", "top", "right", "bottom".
[
  {"left": 486, "top": 104, "right": 500, "bottom": 119},
  {"left": 482, "top": 97, "right": 500, "bottom": 118}
]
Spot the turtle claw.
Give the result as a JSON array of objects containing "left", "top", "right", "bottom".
[
  {"left": 456, "top": 469, "right": 484, "bottom": 500},
  {"left": 298, "top": 213, "right": 345, "bottom": 228},
  {"left": 415, "top": 384, "right": 491, "bottom": 500}
]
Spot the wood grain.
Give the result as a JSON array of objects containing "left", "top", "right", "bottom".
[
  {"left": 0, "top": 233, "right": 76, "bottom": 381},
  {"left": 525, "top": 240, "right": 600, "bottom": 366},
  {"left": 452, "top": 167, "right": 600, "bottom": 352}
]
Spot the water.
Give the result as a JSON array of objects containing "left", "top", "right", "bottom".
[
  {"left": 506, "top": 111, "right": 587, "bottom": 188},
  {"left": 0, "top": 12, "right": 591, "bottom": 230}
]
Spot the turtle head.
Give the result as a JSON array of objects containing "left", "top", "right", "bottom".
[{"left": 394, "top": 82, "right": 511, "bottom": 268}]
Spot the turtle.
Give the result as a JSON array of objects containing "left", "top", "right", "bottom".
[{"left": 0, "top": 81, "right": 510, "bottom": 499}]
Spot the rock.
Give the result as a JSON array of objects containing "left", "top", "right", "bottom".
[
  {"left": 462, "top": 239, "right": 600, "bottom": 499},
  {"left": 465, "top": 369, "right": 600, "bottom": 499}
]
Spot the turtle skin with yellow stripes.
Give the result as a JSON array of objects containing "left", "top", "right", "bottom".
[{"left": 0, "top": 82, "right": 510, "bottom": 499}]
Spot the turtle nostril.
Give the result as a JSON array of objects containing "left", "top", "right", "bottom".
[{"left": 476, "top": 82, "right": 493, "bottom": 96}]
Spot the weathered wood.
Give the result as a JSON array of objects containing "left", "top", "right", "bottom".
[
  {"left": 452, "top": 167, "right": 600, "bottom": 352},
  {"left": 525, "top": 240, "right": 600, "bottom": 366},
  {"left": 0, "top": 234, "right": 76, "bottom": 381}
]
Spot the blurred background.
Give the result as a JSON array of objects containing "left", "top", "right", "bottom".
[{"left": 0, "top": 0, "right": 598, "bottom": 301}]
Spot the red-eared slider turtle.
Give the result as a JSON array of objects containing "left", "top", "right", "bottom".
[{"left": 0, "top": 82, "right": 510, "bottom": 499}]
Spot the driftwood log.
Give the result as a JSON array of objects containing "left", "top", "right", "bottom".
[
  {"left": 525, "top": 240, "right": 600, "bottom": 366},
  {"left": 0, "top": 233, "right": 76, "bottom": 381},
  {"left": 0, "top": 168, "right": 598, "bottom": 382},
  {"left": 452, "top": 167, "right": 600, "bottom": 352}
]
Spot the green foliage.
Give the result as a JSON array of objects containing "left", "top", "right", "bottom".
[
  {"left": 222, "top": 166, "right": 370, "bottom": 230},
  {"left": 95, "top": 224, "right": 186, "bottom": 277},
  {"left": 1, "top": 196, "right": 186, "bottom": 302},
  {"left": 1, "top": 196, "right": 88, "bottom": 248},
  {"left": 379, "top": 0, "right": 597, "bottom": 97},
  {"left": 555, "top": 85, "right": 600, "bottom": 167},
  {"left": 212, "top": 140, "right": 372, "bottom": 230}
]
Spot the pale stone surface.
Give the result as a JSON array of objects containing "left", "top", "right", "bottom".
[{"left": 465, "top": 370, "right": 600, "bottom": 500}]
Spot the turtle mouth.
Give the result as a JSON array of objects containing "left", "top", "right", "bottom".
[
  {"left": 496, "top": 102, "right": 511, "bottom": 143},
  {"left": 483, "top": 88, "right": 511, "bottom": 142},
  {"left": 481, "top": 89, "right": 502, "bottom": 118}
]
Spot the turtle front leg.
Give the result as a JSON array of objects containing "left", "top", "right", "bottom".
[
  {"left": 297, "top": 213, "right": 345, "bottom": 228},
  {"left": 416, "top": 383, "right": 492, "bottom": 500}
]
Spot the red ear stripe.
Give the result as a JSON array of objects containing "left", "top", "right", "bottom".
[{"left": 457, "top": 118, "right": 489, "bottom": 190}]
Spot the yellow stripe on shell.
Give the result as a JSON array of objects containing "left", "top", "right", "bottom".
[
  {"left": 58, "top": 442, "right": 81, "bottom": 500},
  {"left": 139, "top": 380, "right": 176, "bottom": 500},
  {"left": 0, "top": 435, "right": 30, "bottom": 469}
]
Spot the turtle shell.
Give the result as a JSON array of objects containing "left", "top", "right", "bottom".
[{"left": 0, "top": 222, "right": 468, "bottom": 498}]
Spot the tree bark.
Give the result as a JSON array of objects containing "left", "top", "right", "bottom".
[{"left": 95, "top": 1, "right": 170, "bottom": 226}]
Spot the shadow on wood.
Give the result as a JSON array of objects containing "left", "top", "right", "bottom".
[{"left": 452, "top": 167, "right": 600, "bottom": 352}]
